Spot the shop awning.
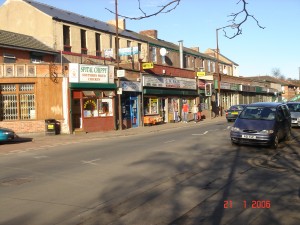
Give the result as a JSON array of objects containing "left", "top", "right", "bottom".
[
  {"left": 143, "top": 88, "right": 198, "bottom": 96},
  {"left": 69, "top": 83, "right": 117, "bottom": 89}
]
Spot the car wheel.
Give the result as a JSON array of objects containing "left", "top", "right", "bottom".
[
  {"left": 271, "top": 134, "right": 279, "bottom": 149},
  {"left": 285, "top": 128, "right": 292, "bottom": 141}
]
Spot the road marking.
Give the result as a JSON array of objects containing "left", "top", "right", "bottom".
[
  {"left": 8, "top": 150, "right": 27, "bottom": 154},
  {"left": 40, "top": 145, "right": 55, "bottom": 148},
  {"left": 34, "top": 155, "right": 49, "bottom": 159},
  {"left": 81, "top": 158, "right": 101, "bottom": 165},
  {"left": 192, "top": 131, "right": 208, "bottom": 136},
  {"left": 164, "top": 140, "right": 175, "bottom": 144}
]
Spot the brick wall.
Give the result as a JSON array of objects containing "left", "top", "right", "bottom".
[{"left": 0, "top": 120, "right": 45, "bottom": 134}]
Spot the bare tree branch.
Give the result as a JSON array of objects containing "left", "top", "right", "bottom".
[
  {"left": 106, "top": 0, "right": 265, "bottom": 39},
  {"left": 105, "top": 0, "right": 181, "bottom": 20},
  {"left": 223, "top": 0, "right": 265, "bottom": 39}
]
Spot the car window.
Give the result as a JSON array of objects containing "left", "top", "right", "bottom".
[
  {"left": 277, "top": 107, "right": 285, "bottom": 121},
  {"left": 239, "top": 106, "right": 276, "bottom": 120},
  {"left": 287, "top": 103, "right": 300, "bottom": 112},
  {"left": 230, "top": 105, "right": 244, "bottom": 110},
  {"left": 282, "top": 105, "right": 291, "bottom": 118}
]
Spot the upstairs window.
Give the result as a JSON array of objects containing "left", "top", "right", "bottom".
[
  {"left": 3, "top": 53, "right": 16, "bottom": 63},
  {"left": 95, "top": 33, "right": 101, "bottom": 57},
  {"left": 115, "top": 37, "right": 120, "bottom": 61},
  {"left": 207, "top": 60, "right": 211, "bottom": 72},
  {"left": 127, "top": 40, "right": 132, "bottom": 60},
  {"left": 151, "top": 46, "right": 157, "bottom": 63},
  {"left": 80, "top": 29, "right": 87, "bottom": 54},
  {"left": 138, "top": 43, "right": 142, "bottom": 60},
  {"left": 30, "top": 52, "right": 43, "bottom": 63},
  {"left": 63, "top": 25, "right": 71, "bottom": 52}
]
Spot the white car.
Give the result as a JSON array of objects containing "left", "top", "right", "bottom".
[{"left": 287, "top": 102, "right": 300, "bottom": 127}]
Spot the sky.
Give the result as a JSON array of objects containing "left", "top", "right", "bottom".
[{"left": 1, "top": 0, "right": 299, "bottom": 79}]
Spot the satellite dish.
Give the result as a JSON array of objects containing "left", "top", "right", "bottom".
[{"left": 160, "top": 48, "right": 167, "bottom": 56}]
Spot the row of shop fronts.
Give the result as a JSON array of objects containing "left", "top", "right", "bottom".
[
  {"left": 1, "top": 62, "right": 279, "bottom": 135},
  {"left": 67, "top": 63, "right": 279, "bottom": 134}
]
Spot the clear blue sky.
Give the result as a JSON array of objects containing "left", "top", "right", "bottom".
[{"left": 1, "top": 0, "right": 299, "bottom": 79}]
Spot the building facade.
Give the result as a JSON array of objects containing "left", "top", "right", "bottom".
[{"left": 0, "top": 0, "right": 292, "bottom": 135}]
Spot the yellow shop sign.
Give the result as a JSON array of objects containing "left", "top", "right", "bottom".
[
  {"left": 142, "top": 62, "right": 154, "bottom": 69},
  {"left": 197, "top": 71, "right": 206, "bottom": 77}
]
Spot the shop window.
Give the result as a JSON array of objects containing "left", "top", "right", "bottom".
[
  {"left": 144, "top": 97, "right": 158, "bottom": 115},
  {"left": 83, "top": 98, "right": 113, "bottom": 118},
  {"left": 0, "top": 84, "right": 35, "bottom": 120}
]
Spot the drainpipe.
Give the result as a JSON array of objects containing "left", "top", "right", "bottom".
[{"left": 178, "top": 40, "right": 183, "bottom": 69}]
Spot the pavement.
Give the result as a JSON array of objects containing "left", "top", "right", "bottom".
[{"left": 0, "top": 116, "right": 226, "bottom": 155}]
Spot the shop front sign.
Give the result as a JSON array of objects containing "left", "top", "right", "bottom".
[
  {"left": 142, "top": 63, "right": 154, "bottom": 70},
  {"left": 119, "top": 46, "right": 138, "bottom": 56},
  {"left": 121, "top": 81, "right": 142, "bottom": 92},
  {"left": 69, "top": 63, "right": 110, "bottom": 83},
  {"left": 220, "top": 82, "right": 231, "bottom": 90},
  {"left": 143, "top": 75, "right": 196, "bottom": 90}
]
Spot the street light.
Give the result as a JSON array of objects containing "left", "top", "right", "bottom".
[
  {"left": 216, "top": 27, "right": 221, "bottom": 116},
  {"left": 215, "top": 24, "right": 237, "bottom": 117},
  {"left": 115, "top": 0, "right": 122, "bottom": 130}
]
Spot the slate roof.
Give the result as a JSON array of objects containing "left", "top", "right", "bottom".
[
  {"left": 247, "top": 75, "right": 300, "bottom": 87},
  {"left": 23, "top": 0, "right": 216, "bottom": 61},
  {"left": 24, "top": 0, "right": 142, "bottom": 41},
  {"left": 206, "top": 48, "right": 239, "bottom": 66},
  {"left": 0, "top": 29, "right": 57, "bottom": 54}
]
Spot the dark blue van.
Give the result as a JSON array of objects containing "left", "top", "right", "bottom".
[{"left": 230, "top": 102, "right": 291, "bottom": 149}]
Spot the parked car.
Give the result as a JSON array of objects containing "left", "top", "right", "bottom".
[
  {"left": 0, "top": 127, "right": 17, "bottom": 142},
  {"left": 225, "top": 104, "right": 246, "bottom": 122},
  {"left": 230, "top": 102, "right": 291, "bottom": 149},
  {"left": 286, "top": 102, "right": 300, "bottom": 127}
]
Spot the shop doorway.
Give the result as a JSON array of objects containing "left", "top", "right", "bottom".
[
  {"left": 130, "top": 96, "right": 139, "bottom": 127},
  {"left": 72, "top": 99, "right": 82, "bottom": 129},
  {"left": 160, "top": 98, "right": 168, "bottom": 122}
]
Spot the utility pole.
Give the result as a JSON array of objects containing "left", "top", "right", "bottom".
[
  {"left": 115, "top": 0, "right": 122, "bottom": 130},
  {"left": 215, "top": 24, "right": 237, "bottom": 117},
  {"left": 216, "top": 28, "right": 222, "bottom": 116}
]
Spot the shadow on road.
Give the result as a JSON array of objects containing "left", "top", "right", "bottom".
[{"left": 1, "top": 136, "right": 33, "bottom": 145}]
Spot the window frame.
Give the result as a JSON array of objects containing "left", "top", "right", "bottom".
[{"left": 0, "top": 83, "right": 36, "bottom": 121}]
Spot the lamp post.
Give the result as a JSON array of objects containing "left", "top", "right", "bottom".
[
  {"left": 216, "top": 28, "right": 222, "bottom": 117},
  {"left": 115, "top": 0, "right": 122, "bottom": 130},
  {"left": 216, "top": 24, "right": 237, "bottom": 117}
]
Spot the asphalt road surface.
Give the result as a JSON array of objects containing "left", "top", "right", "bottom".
[{"left": 0, "top": 121, "right": 299, "bottom": 225}]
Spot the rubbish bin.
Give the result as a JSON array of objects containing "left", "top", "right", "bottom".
[{"left": 45, "top": 119, "right": 60, "bottom": 135}]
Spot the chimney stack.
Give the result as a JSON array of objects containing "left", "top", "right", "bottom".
[{"left": 178, "top": 40, "right": 183, "bottom": 69}]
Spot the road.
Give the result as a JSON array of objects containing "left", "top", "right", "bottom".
[{"left": 0, "top": 120, "right": 300, "bottom": 225}]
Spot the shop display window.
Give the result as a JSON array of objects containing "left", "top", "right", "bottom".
[
  {"left": 168, "top": 98, "right": 179, "bottom": 113},
  {"left": 144, "top": 97, "right": 158, "bottom": 115},
  {"left": 83, "top": 98, "right": 113, "bottom": 117}
]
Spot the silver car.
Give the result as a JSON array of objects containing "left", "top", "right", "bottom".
[{"left": 287, "top": 102, "right": 300, "bottom": 127}]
